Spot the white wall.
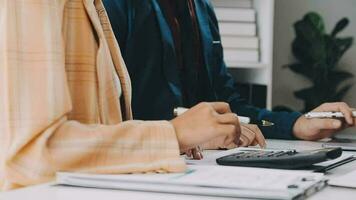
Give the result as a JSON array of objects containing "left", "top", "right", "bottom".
[{"left": 272, "top": 0, "right": 356, "bottom": 112}]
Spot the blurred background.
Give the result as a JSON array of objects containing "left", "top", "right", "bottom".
[
  {"left": 273, "top": 0, "right": 356, "bottom": 112},
  {"left": 212, "top": 0, "right": 356, "bottom": 136},
  {"left": 273, "top": 0, "right": 356, "bottom": 136}
]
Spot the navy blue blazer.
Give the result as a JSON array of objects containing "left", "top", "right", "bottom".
[{"left": 103, "top": 0, "right": 301, "bottom": 139}]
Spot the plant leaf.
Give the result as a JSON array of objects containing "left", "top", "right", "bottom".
[
  {"left": 304, "top": 12, "right": 326, "bottom": 34},
  {"left": 332, "top": 84, "right": 354, "bottom": 101},
  {"left": 292, "top": 38, "right": 326, "bottom": 64},
  {"left": 326, "top": 37, "right": 354, "bottom": 66},
  {"left": 294, "top": 87, "right": 327, "bottom": 112},
  {"left": 287, "top": 63, "right": 314, "bottom": 80},
  {"left": 286, "top": 13, "right": 354, "bottom": 112},
  {"left": 336, "top": 37, "right": 354, "bottom": 56},
  {"left": 328, "top": 70, "right": 354, "bottom": 87},
  {"left": 292, "top": 12, "right": 328, "bottom": 64},
  {"left": 294, "top": 87, "right": 314, "bottom": 101},
  {"left": 331, "top": 18, "right": 350, "bottom": 37},
  {"left": 293, "top": 12, "right": 325, "bottom": 42}
]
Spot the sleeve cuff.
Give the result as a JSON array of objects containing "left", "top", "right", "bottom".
[
  {"left": 145, "top": 121, "right": 187, "bottom": 173},
  {"left": 259, "top": 111, "right": 302, "bottom": 140}
]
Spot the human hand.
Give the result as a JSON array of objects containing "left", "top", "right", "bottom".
[
  {"left": 238, "top": 124, "right": 266, "bottom": 148},
  {"left": 171, "top": 102, "right": 241, "bottom": 152},
  {"left": 293, "top": 102, "right": 355, "bottom": 140},
  {"left": 184, "top": 146, "right": 203, "bottom": 160},
  {"left": 200, "top": 124, "right": 266, "bottom": 150},
  {"left": 200, "top": 136, "right": 237, "bottom": 150}
]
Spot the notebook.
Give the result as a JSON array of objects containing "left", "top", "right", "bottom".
[{"left": 57, "top": 165, "right": 326, "bottom": 200}]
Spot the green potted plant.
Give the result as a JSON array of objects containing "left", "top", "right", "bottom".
[{"left": 276, "top": 12, "right": 354, "bottom": 113}]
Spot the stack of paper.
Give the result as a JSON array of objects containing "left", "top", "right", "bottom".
[
  {"left": 212, "top": 0, "right": 260, "bottom": 65},
  {"left": 57, "top": 165, "right": 326, "bottom": 200}
]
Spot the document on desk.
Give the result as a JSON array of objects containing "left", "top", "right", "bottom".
[
  {"left": 57, "top": 165, "right": 326, "bottom": 200},
  {"left": 329, "top": 169, "right": 356, "bottom": 188}
]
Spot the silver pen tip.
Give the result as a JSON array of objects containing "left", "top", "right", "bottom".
[
  {"left": 173, "top": 108, "right": 178, "bottom": 117},
  {"left": 261, "top": 120, "right": 274, "bottom": 127}
]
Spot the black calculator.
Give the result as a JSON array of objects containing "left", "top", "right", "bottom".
[{"left": 216, "top": 148, "right": 342, "bottom": 169}]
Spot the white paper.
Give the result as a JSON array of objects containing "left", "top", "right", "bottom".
[
  {"left": 329, "top": 169, "right": 356, "bottom": 188},
  {"left": 57, "top": 165, "right": 325, "bottom": 200}
]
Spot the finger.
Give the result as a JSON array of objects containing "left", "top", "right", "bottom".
[
  {"left": 254, "top": 129, "right": 266, "bottom": 148},
  {"left": 243, "top": 129, "right": 255, "bottom": 144},
  {"left": 240, "top": 126, "right": 255, "bottom": 145},
  {"left": 210, "top": 102, "right": 232, "bottom": 114},
  {"left": 313, "top": 102, "right": 341, "bottom": 112},
  {"left": 198, "top": 151, "right": 203, "bottom": 159},
  {"left": 213, "top": 128, "right": 232, "bottom": 147},
  {"left": 223, "top": 134, "right": 236, "bottom": 147},
  {"left": 238, "top": 133, "right": 250, "bottom": 147},
  {"left": 242, "top": 125, "right": 266, "bottom": 148},
  {"left": 251, "top": 140, "right": 259, "bottom": 146},
  {"left": 192, "top": 148, "right": 203, "bottom": 160},
  {"left": 315, "top": 103, "right": 353, "bottom": 124},
  {"left": 312, "top": 118, "right": 342, "bottom": 131},
  {"left": 191, "top": 149, "right": 198, "bottom": 159},
  {"left": 217, "top": 113, "right": 239, "bottom": 125},
  {"left": 233, "top": 135, "right": 240, "bottom": 146},
  {"left": 339, "top": 103, "right": 354, "bottom": 125},
  {"left": 198, "top": 150, "right": 203, "bottom": 159},
  {"left": 217, "top": 113, "right": 241, "bottom": 142},
  {"left": 217, "top": 124, "right": 237, "bottom": 146},
  {"left": 223, "top": 135, "right": 233, "bottom": 147},
  {"left": 186, "top": 150, "right": 192, "bottom": 158},
  {"left": 220, "top": 119, "right": 241, "bottom": 138}
]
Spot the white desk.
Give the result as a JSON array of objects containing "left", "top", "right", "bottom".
[{"left": 2, "top": 139, "right": 356, "bottom": 200}]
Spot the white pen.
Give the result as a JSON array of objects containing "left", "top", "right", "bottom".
[
  {"left": 305, "top": 111, "right": 356, "bottom": 119},
  {"left": 174, "top": 107, "right": 274, "bottom": 127}
]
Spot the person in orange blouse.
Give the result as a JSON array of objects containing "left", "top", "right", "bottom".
[{"left": 0, "top": 0, "right": 241, "bottom": 190}]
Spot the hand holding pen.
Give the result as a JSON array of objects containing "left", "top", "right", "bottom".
[
  {"left": 171, "top": 102, "right": 242, "bottom": 159},
  {"left": 174, "top": 107, "right": 274, "bottom": 127},
  {"left": 293, "top": 103, "right": 356, "bottom": 141},
  {"left": 174, "top": 104, "right": 270, "bottom": 159}
]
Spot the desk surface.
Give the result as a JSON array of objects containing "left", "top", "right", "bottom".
[{"left": 2, "top": 139, "right": 356, "bottom": 200}]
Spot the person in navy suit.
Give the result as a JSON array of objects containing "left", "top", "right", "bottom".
[{"left": 103, "top": 0, "right": 355, "bottom": 144}]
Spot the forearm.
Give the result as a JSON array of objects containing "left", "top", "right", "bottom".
[
  {"left": 49, "top": 120, "right": 185, "bottom": 173},
  {"left": 2, "top": 118, "right": 185, "bottom": 190}
]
